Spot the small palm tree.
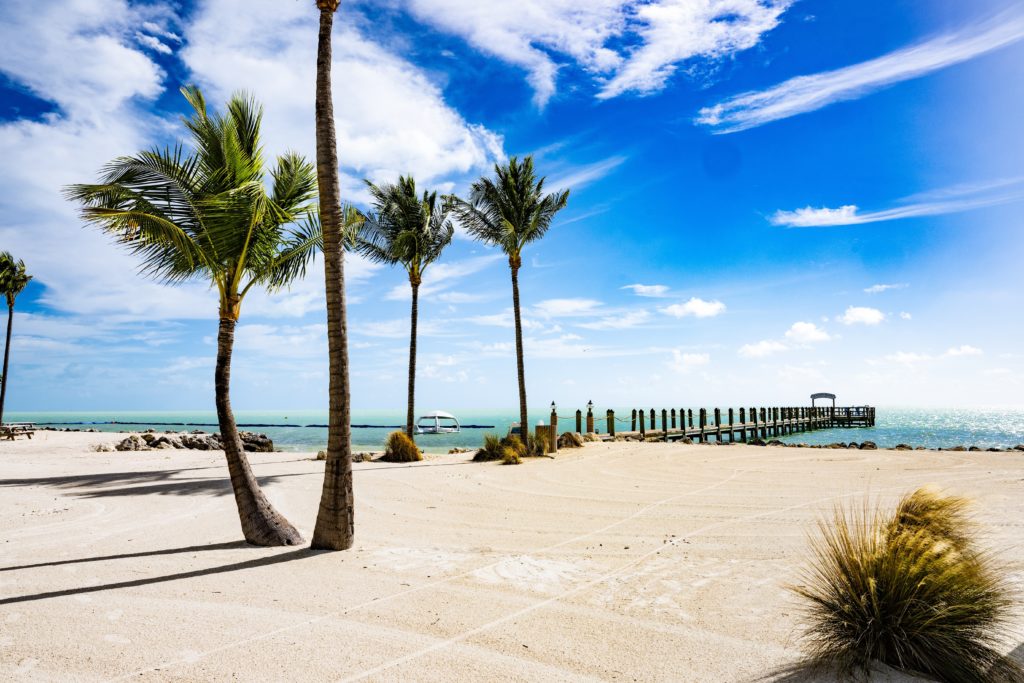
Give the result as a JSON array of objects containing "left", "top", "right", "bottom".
[
  {"left": 311, "top": 0, "right": 356, "bottom": 552},
  {"left": 446, "top": 156, "right": 569, "bottom": 441},
  {"left": 361, "top": 176, "right": 454, "bottom": 438},
  {"left": 66, "top": 86, "right": 318, "bottom": 547},
  {"left": 0, "top": 253, "right": 32, "bottom": 425}
]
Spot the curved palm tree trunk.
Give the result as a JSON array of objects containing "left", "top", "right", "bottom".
[
  {"left": 406, "top": 280, "right": 419, "bottom": 438},
  {"left": 215, "top": 314, "right": 303, "bottom": 546},
  {"left": 311, "top": 3, "right": 355, "bottom": 551},
  {"left": 510, "top": 259, "right": 529, "bottom": 443},
  {"left": 0, "top": 304, "right": 12, "bottom": 425}
]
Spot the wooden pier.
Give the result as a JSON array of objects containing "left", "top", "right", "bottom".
[{"left": 545, "top": 403, "right": 875, "bottom": 451}]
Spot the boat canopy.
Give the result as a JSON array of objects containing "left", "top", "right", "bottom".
[{"left": 420, "top": 411, "right": 456, "bottom": 420}]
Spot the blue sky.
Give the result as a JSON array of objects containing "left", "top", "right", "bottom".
[{"left": 1, "top": 0, "right": 1022, "bottom": 412}]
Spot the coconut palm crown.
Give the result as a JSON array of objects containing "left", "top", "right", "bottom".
[
  {"left": 361, "top": 176, "right": 454, "bottom": 436},
  {"left": 446, "top": 156, "right": 569, "bottom": 443},
  {"left": 0, "top": 252, "right": 32, "bottom": 425},
  {"left": 65, "top": 85, "right": 318, "bottom": 546}
]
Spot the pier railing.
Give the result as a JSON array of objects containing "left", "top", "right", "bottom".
[{"left": 543, "top": 404, "right": 875, "bottom": 453}]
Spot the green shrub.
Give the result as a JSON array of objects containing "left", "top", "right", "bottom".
[
  {"left": 501, "top": 445, "right": 522, "bottom": 465},
  {"left": 475, "top": 434, "right": 529, "bottom": 462},
  {"left": 381, "top": 431, "right": 422, "bottom": 463},
  {"left": 792, "top": 487, "right": 1019, "bottom": 681}
]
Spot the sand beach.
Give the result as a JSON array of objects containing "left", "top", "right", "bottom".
[{"left": 1, "top": 431, "right": 1021, "bottom": 681}]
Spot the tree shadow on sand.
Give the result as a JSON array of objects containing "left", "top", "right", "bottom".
[
  {"left": 757, "top": 648, "right": 1024, "bottom": 682},
  {"left": 0, "top": 544, "right": 319, "bottom": 605},
  {"left": 0, "top": 465, "right": 309, "bottom": 498},
  {"left": 0, "top": 541, "right": 250, "bottom": 572}
]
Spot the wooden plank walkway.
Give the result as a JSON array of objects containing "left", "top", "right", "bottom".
[{"left": 552, "top": 406, "right": 875, "bottom": 445}]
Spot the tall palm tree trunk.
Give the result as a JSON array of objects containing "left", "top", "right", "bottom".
[
  {"left": 0, "top": 304, "right": 12, "bottom": 425},
  {"left": 215, "top": 313, "right": 303, "bottom": 546},
  {"left": 509, "top": 259, "right": 529, "bottom": 442},
  {"left": 406, "top": 279, "right": 419, "bottom": 437},
  {"left": 311, "top": 2, "right": 355, "bottom": 551}
]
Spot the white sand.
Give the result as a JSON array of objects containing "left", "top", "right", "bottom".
[{"left": 1, "top": 431, "right": 1022, "bottom": 681}]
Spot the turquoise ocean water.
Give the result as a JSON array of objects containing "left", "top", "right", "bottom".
[{"left": 7, "top": 407, "right": 1024, "bottom": 453}]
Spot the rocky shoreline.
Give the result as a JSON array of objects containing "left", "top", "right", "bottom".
[{"left": 94, "top": 430, "right": 276, "bottom": 453}]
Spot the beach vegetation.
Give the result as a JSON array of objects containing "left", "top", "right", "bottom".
[
  {"left": 65, "top": 86, "right": 316, "bottom": 546},
  {"left": 792, "top": 486, "right": 1019, "bottom": 681},
  {"left": 310, "top": 0, "right": 356, "bottom": 551},
  {"left": 446, "top": 156, "right": 569, "bottom": 448},
  {"left": 0, "top": 252, "right": 32, "bottom": 425},
  {"left": 382, "top": 430, "right": 423, "bottom": 462},
  {"left": 359, "top": 177, "right": 454, "bottom": 440},
  {"left": 475, "top": 433, "right": 528, "bottom": 462},
  {"left": 501, "top": 446, "right": 522, "bottom": 465}
]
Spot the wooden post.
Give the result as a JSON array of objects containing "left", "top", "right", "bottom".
[
  {"left": 687, "top": 409, "right": 693, "bottom": 429},
  {"left": 575, "top": 409, "right": 582, "bottom": 434},
  {"left": 550, "top": 406, "right": 558, "bottom": 454},
  {"left": 739, "top": 407, "right": 747, "bottom": 442},
  {"left": 586, "top": 404, "right": 594, "bottom": 434},
  {"left": 662, "top": 409, "right": 669, "bottom": 442},
  {"left": 760, "top": 408, "right": 768, "bottom": 438},
  {"left": 699, "top": 408, "right": 707, "bottom": 443},
  {"left": 671, "top": 408, "right": 677, "bottom": 429},
  {"left": 750, "top": 406, "right": 757, "bottom": 441},
  {"left": 649, "top": 409, "right": 656, "bottom": 430},
  {"left": 728, "top": 408, "right": 735, "bottom": 442},
  {"left": 607, "top": 409, "right": 615, "bottom": 437},
  {"left": 714, "top": 408, "right": 722, "bottom": 442},
  {"left": 772, "top": 407, "right": 778, "bottom": 437},
  {"left": 631, "top": 408, "right": 637, "bottom": 432},
  {"left": 639, "top": 412, "right": 646, "bottom": 438}
]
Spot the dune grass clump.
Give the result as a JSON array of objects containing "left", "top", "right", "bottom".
[
  {"left": 474, "top": 434, "right": 528, "bottom": 462},
  {"left": 792, "top": 486, "right": 1019, "bottom": 682},
  {"left": 381, "top": 431, "right": 422, "bottom": 463},
  {"left": 501, "top": 445, "right": 522, "bottom": 465}
]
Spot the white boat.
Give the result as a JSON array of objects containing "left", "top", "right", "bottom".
[{"left": 416, "top": 411, "right": 461, "bottom": 434}]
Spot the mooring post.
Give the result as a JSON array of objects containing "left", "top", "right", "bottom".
[
  {"left": 639, "top": 412, "right": 646, "bottom": 438},
  {"left": 586, "top": 403, "right": 594, "bottom": 434},
  {"left": 649, "top": 409, "right": 655, "bottom": 430},
  {"left": 698, "top": 408, "right": 707, "bottom": 443},
  {"left": 738, "top": 407, "right": 746, "bottom": 442},
  {"left": 687, "top": 409, "right": 693, "bottom": 429},
  {"left": 671, "top": 408, "right": 677, "bottom": 429},
  {"left": 662, "top": 409, "right": 669, "bottom": 441},
  {"left": 758, "top": 408, "right": 766, "bottom": 438},
  {"left": 770, "top": 407, "right": 777, "bottom": 437},
  {"left": 714, "top": 408, "right": 722, "bottom": 442},
  {"left": 550, "top": 404, "right": 558, "bottom": 454},
  {"left": 631, "top": 409, "right": 637, "bottom": 432},
  {"left": 728, "top": 408, "right": 735, "bottom": 442},
  {"left": 575, "top": 409, "right": 582, "bottom": 434},
  {"left": 607, "top": 409, "right": 615, "bottom": 437}
]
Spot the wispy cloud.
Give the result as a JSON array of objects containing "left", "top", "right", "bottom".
[
  {"left": 739, "top": 339, "right": 787, "bottom": 358},
  {"left": 385, "top": 255, "right": 501, "bottom": 301},
  {"left": 770, "top": 177, "right": 1024, "bottom": 227},
  {"left": 532, "top": 298, "right": 604, "bottom": 318},
  {"left": 785, "top": 321, "right": 831, "bottom": 343},
  {"left": 864, "top": 283, "right": 908, "bottom": 294},
  {"left": 670, "top": 350, "right": 710, "bottom": 373},
  {"left": 547, "top": 155, "right": 627, "bottom": 191},
  {"left": 578, "top": 310, "right": 650, "bottom": 330},
  {"left": 698, "top": 10, "right": 1024, "bottom": 132},
  {"left": 660, "top": 297, "right": 726, "bottom": 319},
  {"left": 621, "top": 283, "right": 670, "bottom": 298}
]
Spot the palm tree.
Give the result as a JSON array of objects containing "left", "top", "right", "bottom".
[
  {"left": 446, "top": 156, "right": 569, "bottom": 443},
  {"left": 66, "top": 86, "right": 317, "bottom": 547},
  {"left": 0, "top": 253, "right": 32, "bottom": 425},
  {"left": 310, "top": 0, "right": 355, "bottom": 551},
  {"left": 361, "top": 176, "right": 454, "bottom": 438}
]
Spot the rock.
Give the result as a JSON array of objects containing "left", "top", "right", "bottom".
[
  {"left": 114, "top": 435, "right": 149, "bottom": 451},
  {"left": 828, "top": 443, "right": 846, "bottom": 449},
  {"left": 315, "top": 450, "right": 326, "bottom": 460},
  {"left": 750, "top": 438, "right": 767, "bottom": 447},
  {"left": 1014, "top": 445, "right": 1024, "bottom": 451},
  {"left": 678, "top": 437, "right": 693, "bottom": 444},
  {"left": 848, "top": 443, "right": 859, "bottom": 449},
  {"left": 582, "top": 432, "right": 600, "bottom": 443},
  {"left": 238, "top": 431, "right": 274, "bottom": 452},
  {"left": 92, "top": 443, "right": 112, "bottom": 452},
  {"left": 179, "top": 433, "right": 211, "bottom": 450},
  {"left": 915, "top": 446, "right": 926, "bottom": 450},
  {"left": 968, "top": 446, "right": 982, "bottom": 452},
  {"left": 558, "top": 431, "right": 585, "bottom": 448},
  {"left": 859, "top": 441, "right": 877, "bottom": 450},
  {"left": 448, "top": 448, "right": 472, "bottom": 454},
  {"left": 893, "top": 444, "right": 912, "bottom": 451},
  {"left": 141, "top": 433, "right": 156, "bottom": 443},
  {"left": 986, "top": 447, "right": 1003, "bottom": 452},
  {"left": 949, "top": 445, "right": 967, "bottom": 452},
  {"left": 767, "top": 439, "right": 784, "bottom": 447}
]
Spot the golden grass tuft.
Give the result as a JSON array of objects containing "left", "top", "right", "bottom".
[
  {"left": 475, "top": 434, "right": 528, "bottom": 462},
  {"left": 791, "top": 486, "right": 1020, "bottom": 682},
  {"left": 381, "top": 431, "right": 422, "bottom": 463},
  {"left": 501, "top": 445, "right": 522, "bottom": 465}
]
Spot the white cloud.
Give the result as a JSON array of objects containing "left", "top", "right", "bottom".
[
  {"left": 738, "top": 340, "right": 787, "bottom": 358},
  {"left": 401, "top": 0, "right": 791, "bottom": 106},
  {"left": 578, "top": 310, "right": 650, "bottom": 330},
  {"left": 183, "top": 0, "right": 504, "bottom": 187},
  {"left": 135, "top": 32, "right": 173, "bottom": 55},
  {"left": 945, "top": 345, "right": 983, "bottom": 357},
  {"left": 547, "top": 155, "right": 627, "bottom": 191},
  {"left": 770, "top": 177, "right": 1024, "bottom": 227},
  {"left": 885, "top": 351, "right": 932, "bottom": 365},
  {"left": 698, "top": 10, "right": 1024, "bottom": 132},
  {"left": 864, "top": 283, "right": 908, "bottom": 294},
  {"left": 532, "top": 298, "right": 603, "bottom": 318},
  {"left": 621, "top": 283, "right": 670, "bottom": 298},
  {"left": 385, "top": 255, "right": 502, "bottom": 301},
  {"left": 670, "top": 350, "right": 710, "bottom": 373},
  {"left": 660, "top": 297, "right": 726, "bottom": 319},
  {"left": 899, "top": 311, "right": 913, "bottom": 320},
  {"left": 838, "top": 306, "right": 885, "bottom": 326},
  {"left": 785, "top": 321, "right": 831, "bottom": 343},
  {"left": 597, "top": 0, "right": 793, "bottom": 99}
]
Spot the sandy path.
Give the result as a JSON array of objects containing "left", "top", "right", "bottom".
[{"left": 1, "top": 431, "right": 1021, "bottom": 681}]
